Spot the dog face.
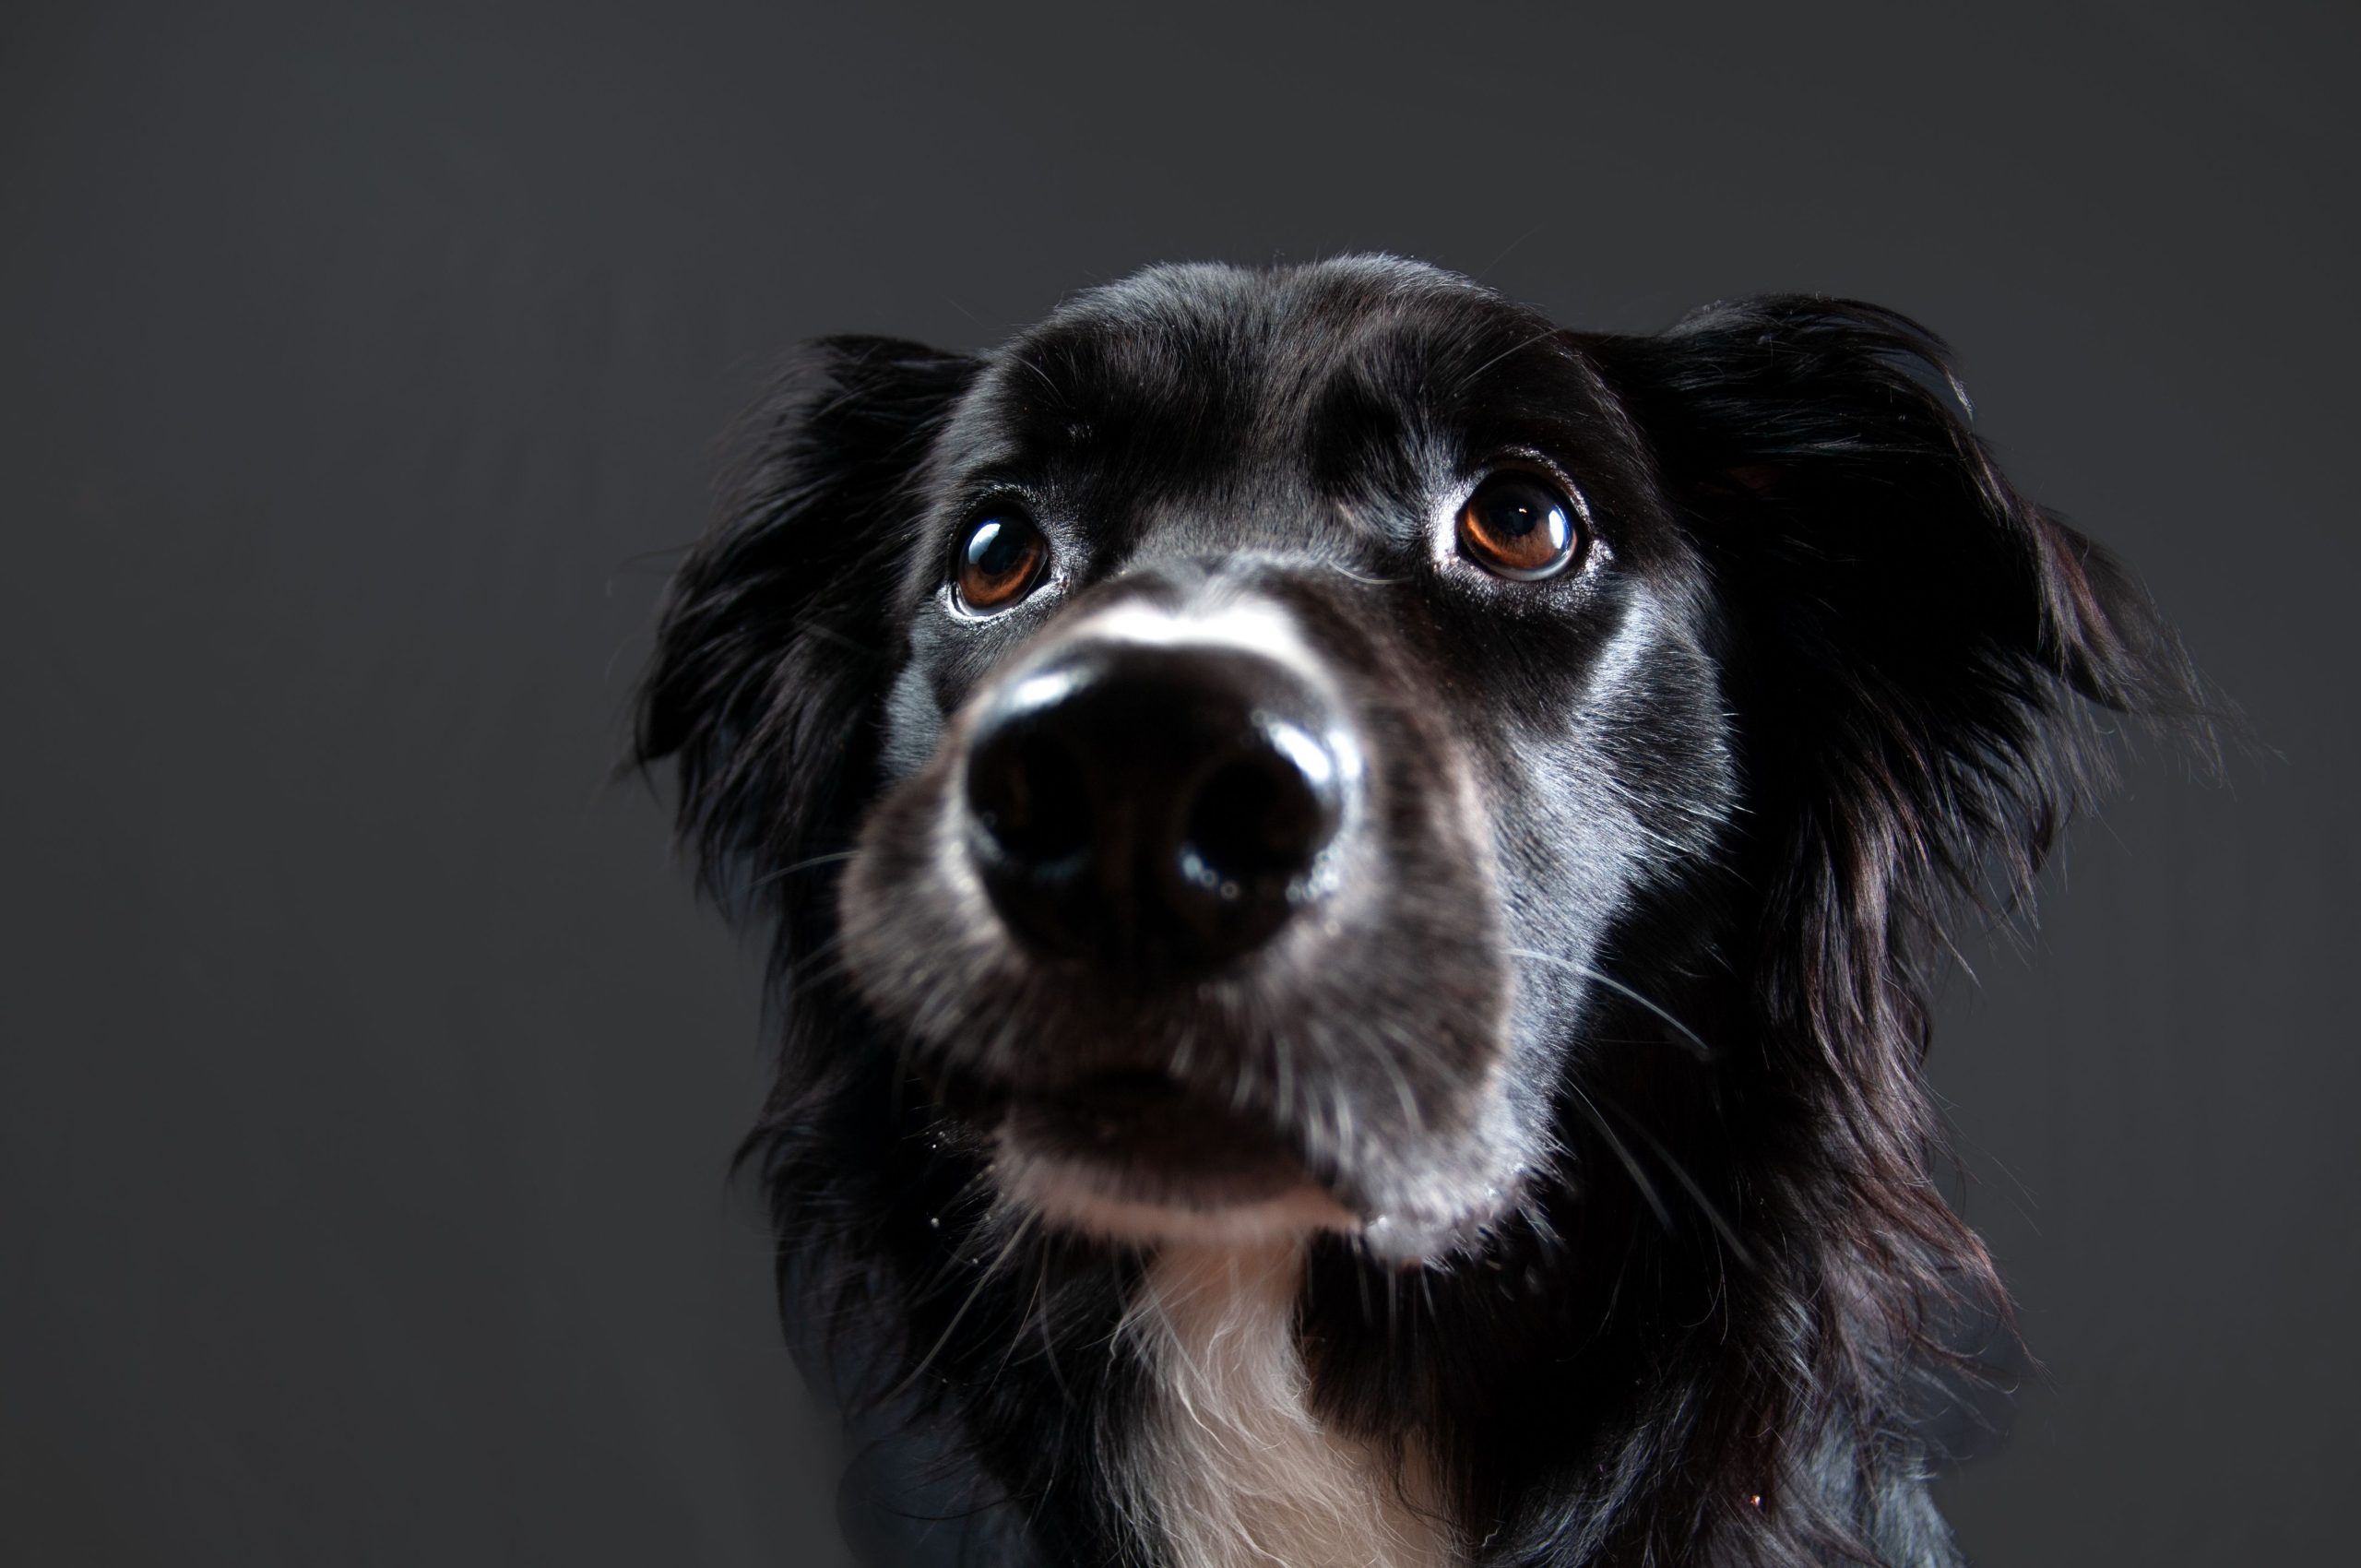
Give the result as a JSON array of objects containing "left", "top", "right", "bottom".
[
  {"left": 643, "top": 255, "right": 2191, "bottom": 1270},
  {"left": 834, "top": 260, "right": 1737, "bottom": 1260},
  {"left": 641, "top": 256, "right": 2201, "bottom": 1564}
]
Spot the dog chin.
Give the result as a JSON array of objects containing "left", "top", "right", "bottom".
[
  {"left": 991, "top": 1130, "right": 1532, "bottom": 1264},
  {"left": 993, "top": 1137, "right": 1365, "bottom": 1249}
]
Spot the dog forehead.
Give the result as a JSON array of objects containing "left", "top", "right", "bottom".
[
  {"left": 1038, "top": 255, "right": 1496, "bottom": 349},
  {"left": 967, "top": 258, "right": 1551, "bottom": 487}
]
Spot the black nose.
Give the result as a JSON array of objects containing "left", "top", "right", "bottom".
[{"left": 963, "top": 640, "right": 1355, "bottom": 977}]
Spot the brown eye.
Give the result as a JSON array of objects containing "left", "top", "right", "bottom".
[
  {"left": 1456, "top": 472, "right": 1584, "bottom": 580},
  {"left": 955, "top": 513, "right": 1049, "bottom": 612}
]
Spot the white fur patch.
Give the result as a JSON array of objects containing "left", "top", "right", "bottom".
[
  {"left": 1119, "top": 1243, "right": 1458, "bottom": 1568},
  {"left": 1074, "top": 597, "right": 1326, "bottom": 678},
  {"left": 998, "top": 1146, "right": 1361, "bottom": 1248}
]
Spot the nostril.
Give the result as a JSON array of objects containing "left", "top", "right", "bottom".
[
  {"left": 1179, "top": 729, "right": 1340, "bottom": 897},
  {"left": 961, "top": 639, "right": 1358, "bottom": 976},
  {"left": 967, "top": 723, "right": 1094, "bottom": 871}
]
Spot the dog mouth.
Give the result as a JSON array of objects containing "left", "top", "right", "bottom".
[
  {"left": 841, "top": 579, "right": 1533, "bottom": 1255},
  {"left": 988, "top": 1071, "right": 1366, "bottom": 1244}
]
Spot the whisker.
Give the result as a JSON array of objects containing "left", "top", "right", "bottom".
[
  {"left": 773, "top": 932, "right": 850, "bottom": 996},
  {"left": 1034, "top": 1264, "right": 1074, "bottom": 1406},
  {"left": 1454, "top": 324, "right": 1569, "bottom": 392},
  {"left": 753, "top": 849, "right": 860, "bottom": 889},
  {"left": 1564, "top": 1082, "right": 1674, "bottom": 1231},
  {"left": 1586, "top": 1087, "right": 1755, "bottom": 1269},
  {"left": 881, "top": 1195, "right": 1032, "bottom": 1405},
  {"left": 980, "top": 1213, "right": 1047, "bottom": 1394},
  {"left": 1505, "top": 948, "right": 1716, "bottom": 1063},
  {"left": 1374, "top": 1028, "right": 1426, "bottom": 1138},
  {"left": 607, "top": 542, "right": 694, "bottom": 577}
]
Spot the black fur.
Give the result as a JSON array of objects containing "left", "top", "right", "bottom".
[{"left": 635, "top": 258, "right": 2203, "bottom": 1566}]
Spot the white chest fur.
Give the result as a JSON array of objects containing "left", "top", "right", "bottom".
[{"left": 1119, "top": 1242, "right": 1456, "bottom": 1568}]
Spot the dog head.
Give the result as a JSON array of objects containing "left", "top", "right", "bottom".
[{"left": 639, "top": 257, "right": 2195, "bottom": 1275}]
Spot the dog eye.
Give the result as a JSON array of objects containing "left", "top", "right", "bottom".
[
  {"left": 1456, "top": 473, "right": 1584, "bottom": 580},
  {"left": 955, "top": 513, "right": 1050, "bottom": 612}
]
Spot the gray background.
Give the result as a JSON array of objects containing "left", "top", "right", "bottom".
[{"left": 4, "top": 2, "right": 2353, "bottom": 1562}]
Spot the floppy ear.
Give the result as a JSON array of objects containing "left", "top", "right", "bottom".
[
  {"left": 1587, "top": 298, "right": 2205, "bottom": 1057},
  {"left": 1581, "top": 302, "right": 2214, "bottom": 1363},
  {"left": 635, "top": 336, "right": 979, "bottom": 929}
]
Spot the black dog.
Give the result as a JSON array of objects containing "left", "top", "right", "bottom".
[{"left": 637, "top": 257, "right": 2199, "bottom": 1567}]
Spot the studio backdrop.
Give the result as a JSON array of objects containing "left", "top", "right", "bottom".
[{"left": 4, "top": 3, "right": 2353, "bottom": 1564}]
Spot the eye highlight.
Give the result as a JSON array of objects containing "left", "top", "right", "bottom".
[
  {"left": 1455, "top": 471, "right": 1585, "bottom": 580},
  {"left": 955, "top": 512, "right": 1049, "bottom": 612}
]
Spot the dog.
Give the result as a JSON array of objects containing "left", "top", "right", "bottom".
[{"left": 635, "top": 257, "right": 2201, "bottom": 1567}]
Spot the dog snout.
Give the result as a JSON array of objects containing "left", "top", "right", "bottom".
[{"left": 962, "top": 636, "right": 1357, "bottom": 978}]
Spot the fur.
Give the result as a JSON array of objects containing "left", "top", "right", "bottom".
[
  {"left": 635, "top": 256, "right": 2205, "bottom": 1566},
  {"left": 1120, "top": 1242, "right": 1453, "bottom": 1568}
]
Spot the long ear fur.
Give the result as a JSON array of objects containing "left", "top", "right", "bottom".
[
  {"left": 635, "top": 339, "right": 1067, "bottom": 1562},
  {"left": 1591, "top": 292, "right": 2207, "bottom": 1064},
  {"left": 1586, "top": 299, "right": 2210, "bottom": 1546},
  {"left": 635, "top": 336, "right": 979, "bottom": 932}
]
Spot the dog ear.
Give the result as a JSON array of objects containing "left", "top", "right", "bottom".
[
  {"left": 635, "top": 336, "right": 979, "bottom": 926},
  {"left": 1587, "top": 299, "right": 2208, "bottom": 1039},
  {"left": 1582, "top": 303, "right": 2215, "bottom": 1513}
]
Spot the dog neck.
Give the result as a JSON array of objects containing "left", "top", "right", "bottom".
[{"left": 1120, "top": 1240, "right": 1456, "bottom": 1568}]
